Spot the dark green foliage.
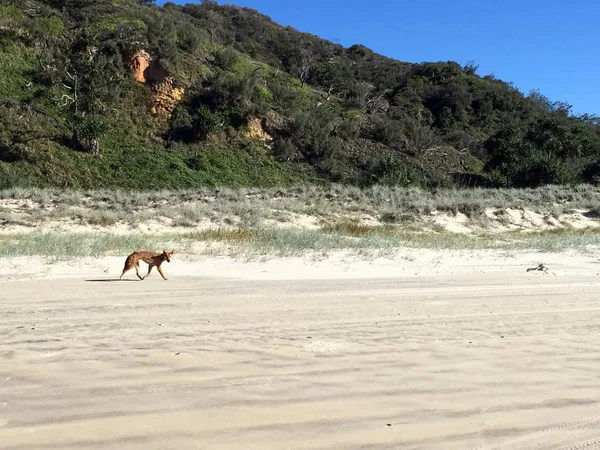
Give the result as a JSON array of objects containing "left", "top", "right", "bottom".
[
  {"left": 484, "top": 114, "right": 600, "bottom": 187},
  {"left": 168, "top": 104, "right": 218, "bottom": 142},
  {"left": 167, "top": 68, "right": 271, "bottom": 142},
  {"left": 195, "top": 69, "right": 271, "bottom": 122},
  {"left": 512, "top": 151, "right": 569, "bottom": 187},
  {"left": 273, "top": 139, "right": 300, "bottom": 162},
  {"left": 0, "top": 0, "right": 598, "bottom": 189},
  {"left": 213, "top": 47, "right": 239, "bottom": 71}
]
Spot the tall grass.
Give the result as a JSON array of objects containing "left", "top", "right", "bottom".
[
  {"left": 2, "top": 185, "right": 600, "bottom": 229},
  {"left": 0, "top": 233, "right": 183, "bottom": 259},
  {"left": 2, "top": 227, "right": 600, "bottom": 260}
]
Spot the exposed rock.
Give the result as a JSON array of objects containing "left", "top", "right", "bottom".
[
  {"left": 151, "top": 76, "right": 185, "bottom": 116},
  {"left": 245, "top": 117, "right": 273, "bottom": 145},
  {"left": 129, "top": 50, "right": 184, "bottom": 116},
  {"left": 130, "top": 50, "right": 151, "bottom": 83}
]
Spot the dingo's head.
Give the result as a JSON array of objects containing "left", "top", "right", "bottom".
[{"left": 163, "top": 250, "right": 174, "bottom": 263}]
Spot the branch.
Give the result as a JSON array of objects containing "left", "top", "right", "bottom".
[
  {"left": 15, "top": 133, "right": 61, "bottom": 145},
  {"left": 366, "top": 94, "right": 383, "bottom": 106},
  {"left": 3, "top": 99, "right": 71, "bottom": 132},
  {"left": 320, "top": 84, "right": 335, "bottom": 101},
  {"left": 59, "top": 94, "right": 75, "bottom": 107}
]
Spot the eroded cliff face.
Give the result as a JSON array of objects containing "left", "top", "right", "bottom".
[
  {"left": 129, "top": 50, "right": 183, "bottom": 116},
  {"left": 151, "top": 76, "right": 185, "bottom": 116},
  {"left": 245, "top": 117, "right": 273, "bottom": 145},
  {"left": 130, "top": 50, "right": 151, "bottom": 83},
  {"left": 129, "top": 52, "right": 271, "bottom": 141}
]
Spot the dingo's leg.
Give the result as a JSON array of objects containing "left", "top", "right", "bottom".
[
  {"left": 134, "top": 263, "right": 144, "bottom": 280},
  {"left": 146, "top": 264, "right": 154, "bottom": 279},
  {"left": 157, "top": 265, "right": 168, "bottom": 280},
  {"left": 120, "top": 263, "right": 131, "bottom": 280}
]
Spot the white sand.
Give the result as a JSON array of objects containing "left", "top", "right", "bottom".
[{"left": 2, "top": 251, "right": 600, "bottom": 449}]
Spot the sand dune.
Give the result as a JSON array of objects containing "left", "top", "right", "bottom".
[{"left": 2, "top": 261, "right": 600, "bottom": 449}]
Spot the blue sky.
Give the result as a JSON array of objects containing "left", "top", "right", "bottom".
[{"left": 162, "top": 0, "right": 598, "bottom": 116}]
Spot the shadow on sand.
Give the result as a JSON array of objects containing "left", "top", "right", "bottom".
[{"left": 85, "top": 279, "right": 140, "bottom": 282}]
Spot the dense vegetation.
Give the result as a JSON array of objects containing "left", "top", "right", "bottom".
[{"left": 1, "top": 0, "right": 599, "bottom": 189}]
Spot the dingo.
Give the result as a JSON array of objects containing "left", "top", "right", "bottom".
[{"left": 120, "top": 250, "right": 174, "bottom": 281}]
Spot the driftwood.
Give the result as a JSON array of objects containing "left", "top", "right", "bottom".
[{"left": 526, "top": 263, "right": 548, "bottom": 273}]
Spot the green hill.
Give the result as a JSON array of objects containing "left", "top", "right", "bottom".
[{"left": 1, "top": 0, "right": 599, "bottom": 189}]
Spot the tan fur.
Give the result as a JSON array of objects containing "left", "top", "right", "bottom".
[{"left": 120, "top": 250, "right": 174, "bottom": 281}]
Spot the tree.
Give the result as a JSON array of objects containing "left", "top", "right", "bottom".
[
  {"left": 57, "top": 28, "right": 126, "bottom": 154},
  {"left": 528, "top": 90, "right": 572, "bottom": 116},
  {"left": 285, "top": 45, "right": 313, "bottom": 87},
  {"left": 297, "top": 49, "right": 312, "bottom": 87},
  {"left": 462, "top": 60, "right": 479, "bottom": 75},
  {"left": 73, "top": 114, "right": 107, "bottom": 156},
  {"left": 25, "top": 23, "right": 133, "bottom": 155}
]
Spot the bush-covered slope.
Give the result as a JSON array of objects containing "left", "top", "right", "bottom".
[{"left": 1, "top": 0, "right": 599, "bottom": 189}]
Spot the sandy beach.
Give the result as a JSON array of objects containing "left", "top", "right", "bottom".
[
  {"left": 2, "top": 0, "right": 599, "bottom": 444},
  {"left": 2, "top": 252, "right": 600, "bottom": 449}
]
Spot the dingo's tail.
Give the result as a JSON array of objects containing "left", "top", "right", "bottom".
[{"left": 120, "top": 254, "right": 135, "bottom": 280}]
